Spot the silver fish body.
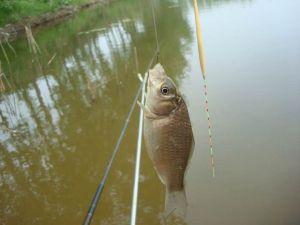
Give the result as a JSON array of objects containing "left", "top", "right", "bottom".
[{"left": 143, "top": 64, "right": 194, "bottom": 217}]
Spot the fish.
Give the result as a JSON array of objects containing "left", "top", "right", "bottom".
[{"left": 141, "top": 63, "right": 194, "bottom": 217}]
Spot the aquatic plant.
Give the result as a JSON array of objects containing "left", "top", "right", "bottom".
[
  {"left": 24, "top": 25, "right": 41, "bottom": 54},
  {"left": 0, "top": 61, "right": 5, "bottom": 92}
]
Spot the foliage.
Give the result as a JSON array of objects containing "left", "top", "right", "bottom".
[
  {"left": 0, "top": 0, "right": 86, "bottom": 26},
  {"left": 0, "top": 0, "right": 16, "bottom": 14}
]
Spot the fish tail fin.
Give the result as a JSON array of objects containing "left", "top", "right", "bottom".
[{"left": 164, "top": 188, "right": 187, "bottom": 218}]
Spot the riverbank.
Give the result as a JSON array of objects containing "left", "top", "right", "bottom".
[{"left": 0, "top": 0, "right": 110, "bottom": 43}]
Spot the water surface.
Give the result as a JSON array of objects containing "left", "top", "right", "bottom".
[{"left": 0, "top": 0, "right": 300, "bottom": 224}]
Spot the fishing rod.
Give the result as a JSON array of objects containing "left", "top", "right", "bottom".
[
  {"left": 130, "top": 2, "right": 160, "bottom": 224},
  {"left": 130, "top": 71, "right": 147, "bottom": 225},
  {"left": 82, "top": 50, "right": 159, "bottom": 225}
]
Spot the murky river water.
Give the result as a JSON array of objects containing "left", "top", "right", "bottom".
[{"left": 1, "top": 0, "right": 300, "bottom": 224}]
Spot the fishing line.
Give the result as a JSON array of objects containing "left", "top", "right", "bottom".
[
  {"left": 151, "top": 0, "right": 160, "bottom": 62},
  {"left": 82, "top": 50, "right": 159, "bottom": 225},
  {"left": 192, "top": 0, "right": 216, "bottom": 177}
]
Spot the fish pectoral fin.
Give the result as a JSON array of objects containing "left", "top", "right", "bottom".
[
  {"left": 137, "top": 101, "right": 150, "bottom": 115},
  {"left": 137, "top": 101, "right": 147, "bottom": 111},
  {"left": 137, "top": 101, "right": 158, "bottom": 119}
]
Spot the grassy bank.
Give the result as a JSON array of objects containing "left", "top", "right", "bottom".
[{"left": 0, "top": 0, "right": 89, "bottom": 27}]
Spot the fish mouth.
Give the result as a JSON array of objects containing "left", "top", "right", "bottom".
[{"left": 148, "top": 63, "right": 166, "bottom": 87}]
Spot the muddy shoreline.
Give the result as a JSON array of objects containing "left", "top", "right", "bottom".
[{"left": 0, "top": 0, "right": 110, "bottom": 43}]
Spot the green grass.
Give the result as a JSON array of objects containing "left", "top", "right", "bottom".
[{"left": 0, "top": 0, "right": 89, "bottom": 27}]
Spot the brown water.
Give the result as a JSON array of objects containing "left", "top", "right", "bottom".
[{"left": 1, "top": 0, "right": 300, "bottom": 224}]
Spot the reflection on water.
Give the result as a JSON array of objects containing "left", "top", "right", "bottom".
[{"left": 1, "top": 0, "right": 300, "bottom": 224}]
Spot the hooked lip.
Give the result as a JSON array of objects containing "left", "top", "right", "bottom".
[{"left": 148, "top": 64, "right": 166, "bottom": 87}]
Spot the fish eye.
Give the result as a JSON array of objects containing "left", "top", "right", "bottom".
[{"left": 161, "top": 86, "right": 169, "bottom": 95}]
